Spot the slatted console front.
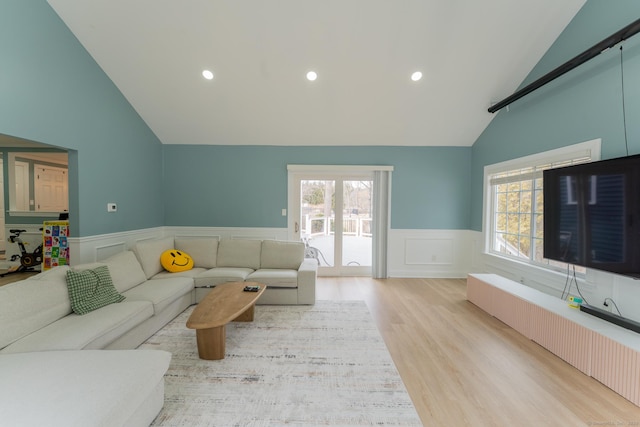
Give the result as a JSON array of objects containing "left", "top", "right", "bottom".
[{"left": 467, "top": 273, "right": 640, "bottom": 407}]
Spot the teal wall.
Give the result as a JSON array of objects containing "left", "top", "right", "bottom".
[
  {"left": 471, "top": 0, "right": 640, "bottom": 230},
  {"left": 10, "top": 1, "right": 633, "bottom": 238},
  {"left": 2, "top": 0, "right": 471, "bottom": 237},
  {"left": 0, "top": 0, "right": 164, "bottom": 236},
  {"left": 163, "top": 145, "right": 471, "bottom": 229}
]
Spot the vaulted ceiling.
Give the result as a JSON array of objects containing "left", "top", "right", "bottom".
[{"left": 46, "top": 0, "right": 586, "bottom": 147}]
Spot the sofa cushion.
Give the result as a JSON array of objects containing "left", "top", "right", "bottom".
[
  {"left": 152, "top": 267, "right": 207, "bottom": 280},
  {"left": 175, "top": 236, "right": 218, "bottom": 268},
  {"left": 27, "top": 265, "right": 71, "bottom": 282},
  {"left": 0, "top": 300, "right": 153, "bottom": 353},
  {"left": 217, "top": 239, "right": 262, "bottom": 269},
  {"left": 194, "top": 267, "right": 254, "bottom": 288},
  {"left": 247, "top": 269, "right": 299, "bottom": 288},
  {"left": 0, "top": 266, "right": 71, "bottom": 350},
  {"left": 0, "top": 349, "right": 170, "bottom": 427},
  {"left": 73, "top": 251, "right": 147, "bottom": 293},
  {"left": 133, "top": 237, "right": 175, "bottom": 279},
  {"left": 260, "top": 240, "right": 305, "bottom": 269},
  {"left": 122, "top": 276, "right": 194, "bottom": 314},
  {"left": 66, "top": 266, "right": 125, "bottom": 315},
  {"left": 104, "top": 251, "right": 148, "bottom": 292}
]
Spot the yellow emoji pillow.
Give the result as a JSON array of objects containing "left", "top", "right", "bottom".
[{"left": 160, "top": 249, "right": 194, "bottom": 273}]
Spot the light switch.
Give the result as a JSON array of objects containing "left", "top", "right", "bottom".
[
  {"left": 107, "top": 203, "right": 117, "bottom": 212},
  {"left": 281, "top": 209, "right": 287, "bottom": 216}
]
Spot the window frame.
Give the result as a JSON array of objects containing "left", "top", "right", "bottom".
[{"left": 483, "top": 139, "right": 601, "bottom": 272}]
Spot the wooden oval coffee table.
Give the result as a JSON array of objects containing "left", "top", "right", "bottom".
[{"left": 186, "top": 281, "right": 266, "bottom": 360}]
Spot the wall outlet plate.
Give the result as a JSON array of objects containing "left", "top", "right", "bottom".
[{"left": 107, "top": 203, "right": 117, "bottom": 212}]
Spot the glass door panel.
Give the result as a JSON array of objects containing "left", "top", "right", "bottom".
[
  {"left": 297, "top": 176, "right": 372, "bottom": 276},
  {"left": 342, "top": 180, "right": 372, "bottom": 271},
  {"left": 301, "top": 179, "right": 335, "bottom": 271}
]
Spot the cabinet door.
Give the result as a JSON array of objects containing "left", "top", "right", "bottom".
[
  {"left": 591, "top": 333, "right": 640, "bottom": 406},
  {"left": 529, "top": 306, "right": 592, "bottom": 375}
]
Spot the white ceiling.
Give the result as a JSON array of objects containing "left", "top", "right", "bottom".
[{"left": 46, "top": 0, "right": 585, "bottom": 147}]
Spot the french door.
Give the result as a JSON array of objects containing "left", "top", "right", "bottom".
[{"left": 289, "top": 170, "right": 373, "bottom": 276}]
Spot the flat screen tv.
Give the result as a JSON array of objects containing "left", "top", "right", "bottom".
[{"left": 543, "top": 154, "right": 640, "bottom": 279}]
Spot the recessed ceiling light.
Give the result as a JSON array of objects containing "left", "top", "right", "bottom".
[
  {"left": 306, "top": 71, "right": 318, "bottom": 81},
  {"left": 202, "top": 70, "right": 214, "bottom": 80},
  {"left": 411, "top": 71, "right": 423, "bottom": 82}
]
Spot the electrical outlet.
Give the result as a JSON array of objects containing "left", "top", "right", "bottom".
[{"left": 107, "top": 203, "right": 117, "bottom": 212}]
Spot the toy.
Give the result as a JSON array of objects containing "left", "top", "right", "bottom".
[{"left": 160, "top": 249, "right": 193, "bottom": 272}]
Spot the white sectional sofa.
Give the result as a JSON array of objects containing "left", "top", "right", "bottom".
[
  {"left": 0, "top": 237, "right": 316, "bottom": 426},
  {"left": 0, "top": 250, "right": 194, "bottom": 354},
  {"left": 0, "top": 350, "right": 171, "bottom": 427},
  {"left": 134, "top": 236, "right": 317, "bottom": 305},
  {"left": 0, "top": 237, "right": 316, "bottom": 355},
  {"left": 0, "top": 250, "right": 188, "bottom": 426}
]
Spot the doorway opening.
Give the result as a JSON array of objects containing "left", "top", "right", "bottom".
[
  {"left": 288, "top": 164, "right": 394, "bottom": 277},
  {"left": 298, "top": 177, "right": 373, "bottom": 276}
]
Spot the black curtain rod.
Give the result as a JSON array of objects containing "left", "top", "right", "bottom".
[{"left": 488, "top": 18, "right": 640, "bottom": 114}]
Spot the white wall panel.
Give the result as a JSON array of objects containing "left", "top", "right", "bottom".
[
  {"left": 404, "top": 238, "right": 453, "bottom": 265},
  {"left": 69, "top": 227, "right": 288, "bottom": 265},
  {"left": 389, "top": 229, "right": 475, "bottom": 278},
  {"left": 70, "top": 227, "right": 474, "bottom": 278}
]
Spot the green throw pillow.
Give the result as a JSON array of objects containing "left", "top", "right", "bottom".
[{"left": 65, "top": 265, "right": 125, "bottom": 315}]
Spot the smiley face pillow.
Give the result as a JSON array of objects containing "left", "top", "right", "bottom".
[{"left": 160, "top": 249, "right": 194, "bottom": 273}]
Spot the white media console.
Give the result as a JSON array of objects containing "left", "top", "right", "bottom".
[{"left": 467, "top": 273, "right": 640, "bottom": 407}]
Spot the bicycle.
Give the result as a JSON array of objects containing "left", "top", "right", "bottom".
[
  {"left": 1, "top": 229, "right": 43, "bottom": 277},
  {"left": 302, "top": 236, "right": 332, "bottom": 267}
]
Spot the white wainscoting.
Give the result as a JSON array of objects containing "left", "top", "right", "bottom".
[
  {"left": 68, "top": 227, "right": 289, "bottom": 265},
  {"left": 467, "top": 229, "right": 588, "bottom": 298},
  {"left": 466, "top": 229, "right": 603, "bottom": 300},
  {"left": 67, "top": 227, "right": 475, "bottom": 278},
  {"left": 468, "top": 230, "right": 640, "bottom": 324},
  {"left": 68, "top": 227, "right": 165, "bottom": 265},
  {"left": 388, "top": 229, "right": 477, "bottom": 278}
]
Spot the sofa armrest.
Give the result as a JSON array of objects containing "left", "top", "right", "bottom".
[{"left": 297, "top": 259, "right": 318, "bottom": 304}]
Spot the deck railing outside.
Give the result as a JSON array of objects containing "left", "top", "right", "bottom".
[{"left": 304, "top": 215, "right": 372, "bottom": 238}]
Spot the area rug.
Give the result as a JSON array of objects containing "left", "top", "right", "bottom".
[{"left": 139, "top": 300, "right": 422, "bottom": 426}]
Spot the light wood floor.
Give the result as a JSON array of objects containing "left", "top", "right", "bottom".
[
  {"left": 317, "top": 276, "right": 640, "bottom": 427},
  {"left": 3, "top": 272, "right": 640, "bottom": 424}
]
